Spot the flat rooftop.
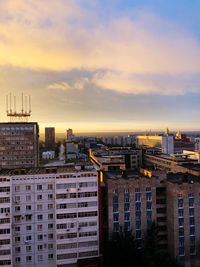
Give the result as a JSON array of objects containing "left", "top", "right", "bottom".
[
  {"left": 167, "top": 172, "right": 200, "bottom": 184},
  {"left": 0, "top": 162, "right": 95, "bottom": 176},
  {"left": 103, "top": 170, "right": 142, "bottom": 180}
]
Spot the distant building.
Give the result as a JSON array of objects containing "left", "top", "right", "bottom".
[
  {"left": 66, "top": 128, "right": 75, "bottom": 141},
  {"left": 90, "top": 147, "right": 142, "bottom": 171},
  {"left": 45, "top": 128, "right": 55, "bottom": 150},
  {"left": 42, "top": 151, "right": 55, "bottom": 160},
  {"left": 0, "top": 122, "right": 39, "bottom": 169},
  {"left": 136, "top": 135, "right": 174, "bottom": 154}
]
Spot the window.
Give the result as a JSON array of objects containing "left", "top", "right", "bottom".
[
  {"left": 26, "top": 246, "right": 31, "bottom": 252},
  {"left": 15, "top": 247, "right": 20, "bottom": 253},
  {"left": 38, "top": 215, "right": 43, "bottom": 221},
  {"left": 26, "top": 215, "right": 32, "bottom": 221},
  {"left": 179, "top": 228, "right": 184, "bottom": 236},
  {"left": 26, "top": 225, "right": 32, "bottom": 231},
  {"left": 146, "top": 187, "right": 151, "bottom": 191},
  {"left": 48, "top": 194, "right": 53, "bottom": 199},
  {"left": 15, "top": 206, "right": 20, "bottom": 212},
  {"left": 48, "top": 254, "right": 53, "bottom": 259},
  {"left": 135, "top": 193, "right": 141, "bottom": 202},
  {"left": 190, "top": 226, "right": 195, "bottom": 235},
  {"left": 190, "top": 217, "right": 195, "bottom": 226},
  {"left": 48, "top": 243, "right": 53, "bottom": 250},
  {"left": 37, "top": 195, "right": 42, "bottom": 200},
  {"left": 38, "top": 235, "right": 43, "bottom": 241},
  {"left": 15, "top": 226, "right": 20, "bottom": 232},
  {"left": 48, "top": 223, "right": 53, "bottom": 229},
  {"left": 15, "top": 186, "right": 20, "bottom": 192},
  {"left": 178, "top": 209, "right": 184, "bottom": 217},
  {"left": 26, "top": 236, "right": 32, "bottom": 241},
  {"left": 48, "top": 233, "right": 53, "bottom": 240},
  {"left": 189, "top": 208, "right": 194, "bottom": 216},
  {"left": 38, "top": 245, "right": 43, "bottom": 251},
  {"left": 48, "top": 204, "right": 53, "bottom": 210},
  {"left": 16, "top": 257, "right": 21, "bottom": 263},
  {"left": 26, "top": 205, "right": 32, "bottom": 211},
  {"left": 26, "top": 195, "right": 31, "bottom": 201},
  {"left": 38, "top": 255, "right": 43, "bottom": 261},
  {"left": 15, "top": 236, "right": 20, "bottom": 243},
  {"left": 37, "top": 204, "right": 43, "bottom": 210},
  {"left": 48, "top": 184, "right": 53, "bottom": 190},
  {"left": 15, "top": 196, "right": 20, "bottom": 202},
  {"left": 26, "top": 185, "right": 31, "bottom": 191},
  {"left": 37, "top": 224, "right": 43, "bottom": 231},
  {"left": 26, "top": 256, "right": 32, "bottom": 262},
  {"left": 48, "top": 214, "right": 53, "bottom": 219},
  {"left": 37, "top": 185, "right": 42, "bottom": 191}
]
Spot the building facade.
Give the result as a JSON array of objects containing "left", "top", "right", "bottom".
[
  {"left": 0, "top": 165, "right": 100, "bottom": 267},
  {"left": 102, "top": 169, "right": 200, "bottom": 266},
  {"left": 0, "top": 122, "right": 39, "bottom": 169},
  {"left": 45, "top": 128, "right": 55, "bottom": 150}
]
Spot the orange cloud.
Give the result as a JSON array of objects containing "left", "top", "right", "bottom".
[{"left": 1, "top": 0, "right": 200, "bottom": 95}]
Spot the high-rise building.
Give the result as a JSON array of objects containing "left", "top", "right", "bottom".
[
  {"left": 0, "top": 122, "right": 39, "bottom": 169},
  {"left": 66, "top": 128, "right": 74, "bottom": 141},
  {"left": 45, "top": 128, "right": 55, "bottom": 150},
  {"left": 0, "top": 164, "right": 101, "bottom": 267}
]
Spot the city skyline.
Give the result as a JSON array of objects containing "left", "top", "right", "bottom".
[{"left": 1, "top": 0, "right": 200, "bottom": 132}]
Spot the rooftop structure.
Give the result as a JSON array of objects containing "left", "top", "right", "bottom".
[{"left": 6, "top": 93, "right": 31, "bottom": 122}]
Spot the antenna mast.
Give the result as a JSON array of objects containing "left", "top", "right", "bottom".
[{"left": 6, "top": 93, "right": 32, "bottom": 122}]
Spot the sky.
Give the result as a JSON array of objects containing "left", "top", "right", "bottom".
[{"left": 0, "top": 0, "right": 200, "bottom": 133}]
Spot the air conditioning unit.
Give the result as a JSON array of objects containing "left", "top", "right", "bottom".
[
  {"left": 66, "top": 229, "right": 70, "bottom": 232},
  {"left": 66, "top": 189, "right": 69, "bottom": 192},
  {"left": 6, "top": 213, "right": 9, "bottom": 216}
]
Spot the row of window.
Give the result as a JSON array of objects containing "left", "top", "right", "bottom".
[
  {"left": 57, "top": 240, "right": 98, "bottom": 250},
  {"left": 15, "top": 193, "right": 53, "bottom": 202},
  {"left": 15, "top": 184, "right": 53, "bottom": 192},
  {"left": 15, "top": 233, "right": 53, "bottom": 243},
  {"left": 57, "top": 211, "right": 97, "bottom": 220},
  {"left": 15, "top": 203, "right": 54, "bottom": 212},
  {"left": 16, "top": 254, "right": 53, "bottom": 263},
  {"left": 56, "top": 201, "right": 97, "bottom": 209},
  {"left": 57, "top": 231, "right": 97, "bottom": 240},
  {"left": 56, "top": 191, "right": 97, "bottom": 199},
  {"left": 14, "top": 213, "right": 54, "bottom": 222},
  {"left": 57, "top": 250, "right": 98, "bottom": 260},
  {"left": 56, "top": 182, "right": 97, "bottom": 189},
  {"left": 15, "top": 224, "right": 54, "bottom": 232}
]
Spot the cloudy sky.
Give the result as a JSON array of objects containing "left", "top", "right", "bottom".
[{"left": 0, "top": 0, "right": 200, "bottom": 133}]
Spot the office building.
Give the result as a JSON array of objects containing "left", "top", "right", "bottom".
[
  {"left": 45, "top": 128, "right": 55, "bottom": 150},
  {"left": 0, "top": 122, "right": 39, "bottom": 169},
  {"left": 0, "top": 164, "right": 101, "bottom": 267}
]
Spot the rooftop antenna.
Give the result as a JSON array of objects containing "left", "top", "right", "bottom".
[{"left": 6, "top": 93, "right": 32, "bottom": 122}]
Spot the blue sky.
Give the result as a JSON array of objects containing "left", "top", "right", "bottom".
[{"left": 0, "top": 0, "right": 200, "bottom": 132}]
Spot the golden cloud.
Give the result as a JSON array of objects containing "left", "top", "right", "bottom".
[{"left": 1, "top": 0, "right": 200, "bottom": 95}]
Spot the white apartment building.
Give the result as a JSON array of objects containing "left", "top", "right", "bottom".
[{"left": 0, "top": 164, "right": 100, "bottom": 267}]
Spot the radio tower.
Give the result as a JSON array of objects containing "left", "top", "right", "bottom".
[{"left": 6, "top": 93, "right": 32, "bottom": 122}]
